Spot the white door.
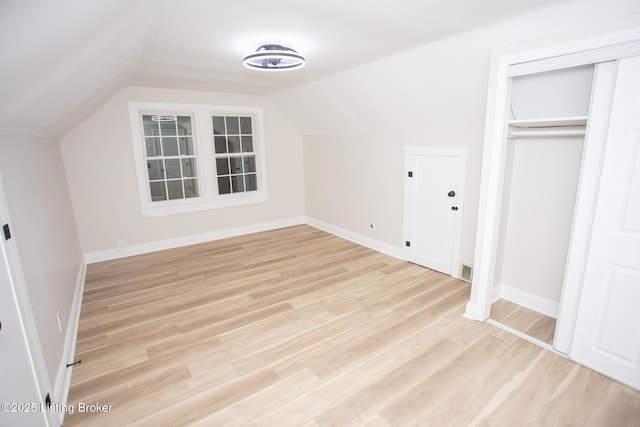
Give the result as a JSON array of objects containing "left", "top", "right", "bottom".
[
  {"left": 0, "top": 178, "right": 50, "bottom": 426},
  {"left": 570, "top": 56, "right": 640, "bottom": 390},
  {"left": 404, "top": 150, "right": 466, "bottom": 276}
]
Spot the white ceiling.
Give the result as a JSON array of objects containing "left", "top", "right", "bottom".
[{"left": 0, "top": 0, "right": 569, "bottom": 138}]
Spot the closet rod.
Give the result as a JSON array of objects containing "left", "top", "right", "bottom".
[{"left": 508, "top": 129, "right": 586, "bottom": 138}]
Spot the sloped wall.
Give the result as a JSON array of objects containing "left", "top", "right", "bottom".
[
  {"left": 271, "top": 26, "right": 497, "bottom": 267},
  {"left": 270, "top": 0, "right": 640, "bottom": 268}
]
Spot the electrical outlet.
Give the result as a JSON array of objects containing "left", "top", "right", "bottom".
[
  {"left": 116, "top": 240, "right": 124, "bottom": 250},
  {"left": 56, "top": 311, "right": 62, "bottom": 333}
]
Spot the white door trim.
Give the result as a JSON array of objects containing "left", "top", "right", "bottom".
[
  {"left": 466, "top": 28, "right": 640, "bottom": 323},
  {"left": 403, "top": 146, "right": 468, "bottom": 278}
]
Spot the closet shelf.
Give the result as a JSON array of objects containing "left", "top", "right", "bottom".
[
  {"left": 508, "top": 116, "right": 588, "bottom": 128},
  {"left": 508, "top": 116, "right": 588, "bottom": 138}
]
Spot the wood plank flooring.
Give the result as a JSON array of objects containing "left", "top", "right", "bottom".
[
  {"left": 64, "top": 225, "right": 640, "bottom": 426},
  {"left": 491, "top": 299, "right": 557, "bottom": 345}
]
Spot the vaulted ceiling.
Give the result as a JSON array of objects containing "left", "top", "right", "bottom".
[{"left": 0, "top": 0, "right": 569, "bottom": 139}]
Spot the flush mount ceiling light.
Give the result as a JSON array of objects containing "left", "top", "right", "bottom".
[{"left": 242, "top": 44, "right": 306, "bottom": 71}]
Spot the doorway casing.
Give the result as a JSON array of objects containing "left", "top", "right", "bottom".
[{"left": 465, "top": 28, "right": 640, "bottom": 356}]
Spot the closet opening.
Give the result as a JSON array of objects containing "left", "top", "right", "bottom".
[
  {"left": 489, "top": 64, "right": 595, "bottom": 347},
  {"left": 468, "top": 35, "right": 640, "bottom": 387}
]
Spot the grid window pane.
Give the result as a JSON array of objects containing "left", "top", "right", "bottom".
[
  {"left": 240, "top": 117, "right": 252, "bottom": 134},
  {"left": 184, "top": 179, "right": 198, "bottom": 198},
  {"left": 164, "top": 159, "right": 181, "bottom": 179},
  {"left": 212, "top": 116, "right": 225, "bottom": 135},
  {"left": 226, "top": 116, "right": 240, "bottom": 134},
  {"left": 177, "top": 116, "right": 192, "bottom": 135},
  {"left": 212, "top": 114, "right": 258, "bottom": 196},
  {"left": 231, "top": 175, "right": 245, "bottom": 193},
  {"left": 143, "top": 115, "right": 159, "bottom": 136},
  {"left": 149, "top": 182, "right": 167, "bottom": 201},
  {"left": 160, "top": 119, "right": 177, "bottom": 136},
  {"left": 241, "top": 136, "right": 253, "bottom": 152},
  {"left": 228, "top": 136, "right": 241, "bottom": 153},
  {"left": 167, "top": 180, "right": 183, "bottom": 200},
  {"left": 146, "top": 138, "right": 161, "bottom": 157},
  {"left": 243, "top": 156, "right": 256, "bottom": 173},
  {"left": 182, "top": 159, "right": 197, "bottom": 177},
  {"left": 162, "top": 137, "right": 179, "bottom": 156},
  {"left": 147, "top": 160, "right": 164, "bottom": 180},
  {"left": 218, "top": 176, "right": 231, "bottom": 194},
  {"left": 245, "top": 174, "right": 257, "bottom": 191},
  {"left": 216, "top": 158, "right": 229, "bottom": 175},
  {"left": 214, "top": 136, "right": 227, "bottom": 154},
  {"left": 229, "top": 157, "right": 243, "bottom": 174},
  {"left": 179, "top": 137, "right": 194, "bottom": 155},
  {"left": 141, "top": 114, "right": 199, "bottom": 202}
]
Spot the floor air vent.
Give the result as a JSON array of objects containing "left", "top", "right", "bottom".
[{"left": 460, "top": 264, "right": 473, "bottom": 283}]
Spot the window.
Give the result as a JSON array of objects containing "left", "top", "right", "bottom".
[
  {"left": 142, "top": 114, "right": 199, "bottom": 201},
  {"left": 212, "top": 115, "right": 258, "bottom": 194},
  {"left": 128, "top": 102, "right": 267, "bottom": 217}
]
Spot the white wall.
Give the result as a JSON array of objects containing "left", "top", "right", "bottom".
[
  {"left": 0, "top": 130, "right": 82, "bottom": 388},
  {"left": 510, "top": 65, "right": 594, "bottom": 119},
  {"left": 269, "top": 0, "right": 640, "bottom": 268},
  {"left": 496, "top": 137, "right": 585, "bottom": 306},
  {"left": 60, "top": 86, "right": 305, "bottom": 254},
  {"left": 304, "top": 129, "right": 481, "bottom": 263},
  {"left": 304, "top": 132, "right": 404, "bottom": 246},
  {"left": 273, "top": 31, "right": 491, "bottom": 266},
  {"left": 494, "top": 65, "right": 593, "bottom": 314}
]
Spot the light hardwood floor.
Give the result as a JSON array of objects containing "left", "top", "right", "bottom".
[
  {"left": 491, "top": 299, "right": 557, "bottom": 346},
  {"left": 64, "top": 225, "right": 640, "bottom": 426}
]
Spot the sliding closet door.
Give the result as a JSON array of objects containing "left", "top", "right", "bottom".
[{"left": 570, "top": 56, "right": 640, "bottom": 390}]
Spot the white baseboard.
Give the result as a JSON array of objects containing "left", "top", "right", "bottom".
[
  {"left": 305, "top": 217, "right": 404, "bottom": 260},
  {"left": 84, "top": 216, "right": 406, "bottom": 266},
  {"left": 492, "top": 284, "right": 502, "bottom": 303},
  {"left": 84, "top": 217, "right": 306, "bottom": 264},
  {"left": 495, "top": 283, "right": 559, "bottom": 318},
  {"left": 53, "top": 257, "right": 87, "bottom": 426}
]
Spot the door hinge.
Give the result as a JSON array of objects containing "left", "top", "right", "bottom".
[
  {"left": 407, "top": 171, "right": 413, "bottom": 178},
  {"left": 405, "top": 241, "right": 411, "bottom": 247},
  {"left": 2, "top": 224, "right": 10, "bottom": 240}
]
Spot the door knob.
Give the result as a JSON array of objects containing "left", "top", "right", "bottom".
[
  {"left": 448, "top": 191, "right": 455, "bottom": 197},
  {"left": 451, "top": 206, "right": 459, "bottom": 211}
]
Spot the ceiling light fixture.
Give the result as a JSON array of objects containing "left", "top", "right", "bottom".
[
  {"left": 242, "top": 44, "right": 306, "bottom": 71},
  {"left": 151, "top": 115, "right": 177, "bottom": 122}
]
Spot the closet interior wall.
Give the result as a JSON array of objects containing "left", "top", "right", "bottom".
[{"left": 494, "top": 65, "right": 595, "bottom": 319}]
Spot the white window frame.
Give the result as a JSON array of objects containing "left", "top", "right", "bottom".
[{"left": 128, "top": 101, "right": 268, "bottom": 217}]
